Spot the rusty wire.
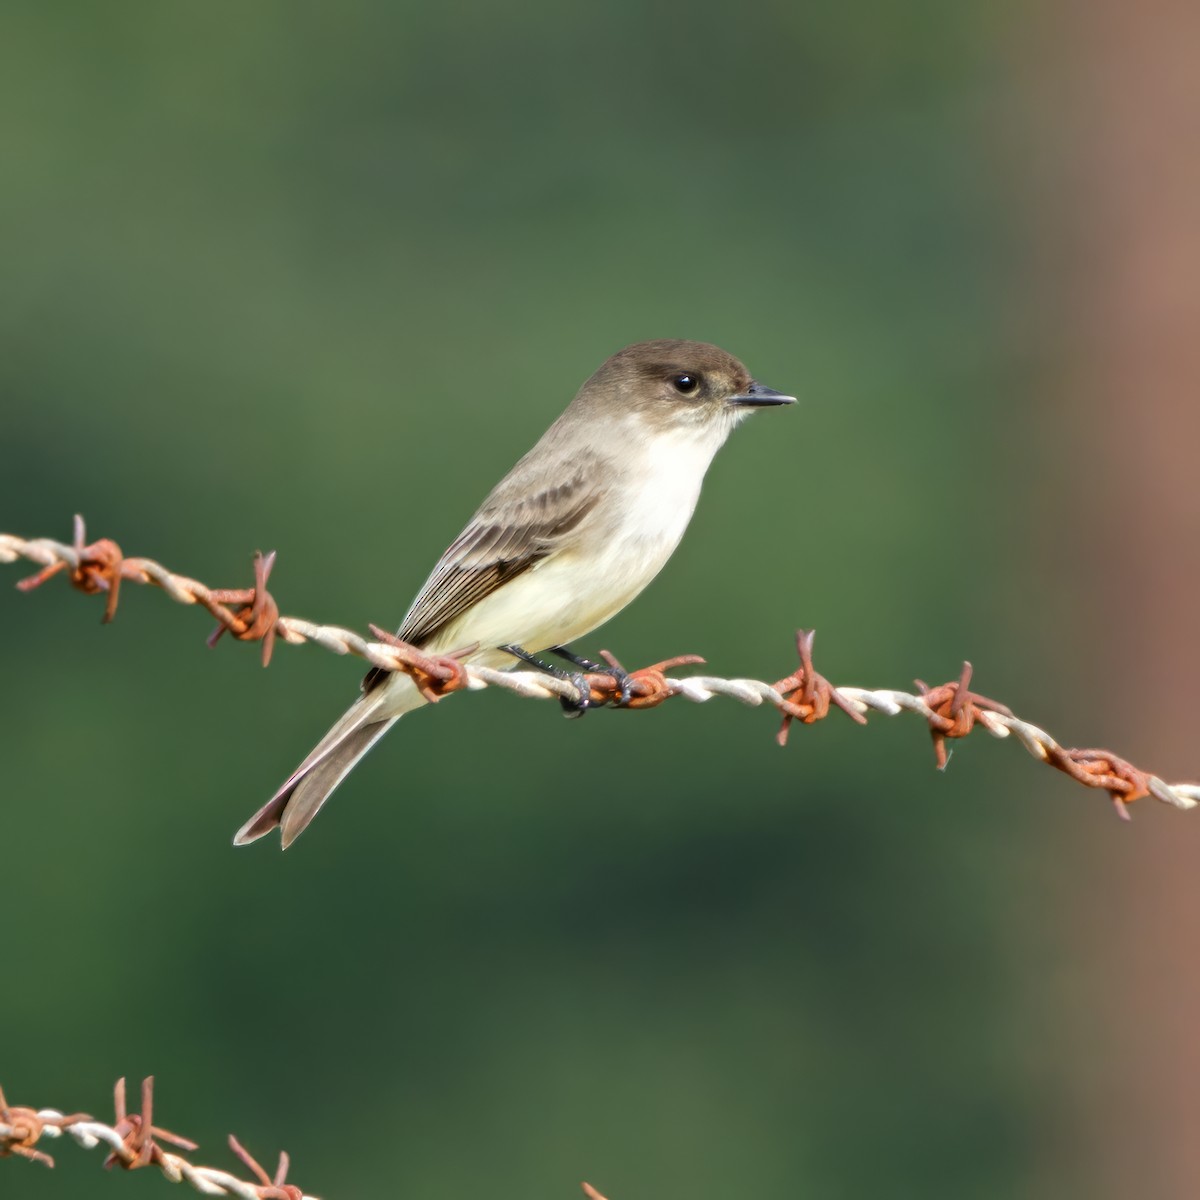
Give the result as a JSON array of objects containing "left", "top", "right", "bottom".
[
  {"left": 3, "top": 517, "right": 1198, "bottom": 818},
  {"left": 0, "top": 1077, "right": 612, "bottom": 1199},
  {"left": 0, "top": 1077, "right": 315, "bottom": 1198}
]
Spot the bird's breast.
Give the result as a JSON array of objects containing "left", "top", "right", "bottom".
[{"left": 432, "top": 423, "right": 723, "bottom": 660}]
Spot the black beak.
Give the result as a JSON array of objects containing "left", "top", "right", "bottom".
[{"left": 728, "top": 380, "right": 797, "bottom": 407}]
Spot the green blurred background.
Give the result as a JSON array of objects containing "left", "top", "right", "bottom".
[{"left": 4, "top": 4, "right": 1199, "bottom": 1198}]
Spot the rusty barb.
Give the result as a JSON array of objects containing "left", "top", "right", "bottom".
[
  {"left": 11, "top": 515, "right": 281, "bottom": 666},
  {"left": 0, "top": 1077, "right": 315, "bottom": 1199},
  {"left": 3, "top": 518, "right": 1198, "bottom": 819},
  {"left": 0, "top": 1076, "right": 614, "bottom": 1198}
]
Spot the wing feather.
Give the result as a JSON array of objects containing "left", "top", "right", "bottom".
[{"left": 362, "top": 463, "right": 603, "bottom": 691}]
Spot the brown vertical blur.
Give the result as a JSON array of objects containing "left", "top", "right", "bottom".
[{"left": 1026, "top": 1, "right": 1200, "bottom": 1196}]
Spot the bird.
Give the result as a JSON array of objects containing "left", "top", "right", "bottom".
[{"left": 234, "top": 339, "right": 795, "bottom": 848}]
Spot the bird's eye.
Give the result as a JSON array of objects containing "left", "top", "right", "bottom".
[{"left": 671, "top": 373, "right": 699, "bottom": 395}]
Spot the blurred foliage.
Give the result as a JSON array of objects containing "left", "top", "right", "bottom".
[{"left": 0, "top": 3, "right": 1069, "bottom": 1198}]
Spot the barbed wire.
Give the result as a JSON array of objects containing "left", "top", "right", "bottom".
[
  {"left": 0, "top": 1077, "right": 316, "bottom": 1197},
  {"left": 0, "top": 1077, "right": 612, "bottom": 1199},
  {"left": 3, "top": 517, "right": 1197, "bottom": 818}
]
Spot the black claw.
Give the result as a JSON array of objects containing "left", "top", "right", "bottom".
[
  {"left": 503, "top": 643, "right": 634, "bottom": 713},
  {"left": 559, "top": 672, "right": 592, "bottom": 718},
  {"left": 549, "top": 645, "right": 634, "bottom": 707},
  {"left": 502, "top": 643, "right": 596, "bottom": 718}
]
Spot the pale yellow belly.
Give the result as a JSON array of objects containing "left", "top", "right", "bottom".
[
  {"left": 423, "top": 418, "right": 717, "bottom": 668},
  {"left": 426, "top": 539, "right": 666, "bottom": 668}
]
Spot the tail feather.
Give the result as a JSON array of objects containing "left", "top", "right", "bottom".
[
  {"left": 235, "top": 677, "right": 422, "bottom": 848},
  {"left": 277, "top": 718, "right": 395, "bottom": 848},
  {"left": 234, "top": 718, "right": 395, "bottom": 848}
]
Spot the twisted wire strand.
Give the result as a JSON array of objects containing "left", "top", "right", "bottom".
[
  {"left": 1, "top": 1117, "right": 312, "bottom": 1198},
  {"left": 0, "top": 1078, "right": 610, "bottom": 1199},
  {"left": 0, "top": 1079, "right": 317, "bottom": 1198},
  {"left": 3, "top": 521, "right": 1197, "bottom": 815}
]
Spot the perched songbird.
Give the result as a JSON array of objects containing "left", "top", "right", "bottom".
[{"left": 235, "top": 339, "right": 795, "bottom": 848}]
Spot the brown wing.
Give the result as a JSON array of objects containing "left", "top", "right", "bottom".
[{"left": 362, "top": 468, "right": 602, "bottom": 691}]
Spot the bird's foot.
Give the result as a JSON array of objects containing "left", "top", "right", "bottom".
[
  {"left": 548, "top": 645, "right": 634, "bottom": 706},
  {"left": 501, "top": 644, "right": 596, "bottom": 717}
]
